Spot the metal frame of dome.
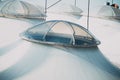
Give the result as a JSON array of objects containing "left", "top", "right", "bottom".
[
  {"left": 0, "top": 0, "right": 46, "bottom": 19},
  {"left": 20, "top": 20, "right": 100, "bottom": 47}
]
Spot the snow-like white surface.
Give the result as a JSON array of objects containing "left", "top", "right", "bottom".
[
  {"left": 0, "top": 16, "right": 120, "bottom": 80},
  {"left": 79, "top": 17, "right": 120, "bottom": 67}
]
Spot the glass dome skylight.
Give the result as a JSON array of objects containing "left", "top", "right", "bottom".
[
  {"left": 0, "top": 0, "right": 45, "bottom": 19},
  {"left": 97, "top": 5, "right": 120, "bottom": 19},
  {"left": 20, "top": 20, "right": 100, "bottom": 47}
]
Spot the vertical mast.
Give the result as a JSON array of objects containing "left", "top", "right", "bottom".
[
  {"left": 87, "top": 0, "right": 90, "bottom": 30},
  {"left": 75, "top": 0, "right": 76, "bottom": 7},
  {"left": 45, "top": 0, "right": 47, "bottom": 20},
  {"left": 112, "top": 0, "right": 113, "bottom": 4}
]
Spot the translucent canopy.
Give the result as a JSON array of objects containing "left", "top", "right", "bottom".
[
  {"left": 20, "top": 20, "right": 100, "bottom": 47},
  {"left": 0, "top": 0, "right": 46, "bottom": 19},
  {"left": 97, "top": 5, "right": 120, "bottom": 19}
]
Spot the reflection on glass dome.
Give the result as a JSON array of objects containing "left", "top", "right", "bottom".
[
  {"left": 97, "top": 5, "right": 120, "bottom": 19},
  {"left": 0, "top": 0, "right": 45, "bottom": 19},
  {"left": 20, "top": 20, "right": 100, "bottom": 47}
]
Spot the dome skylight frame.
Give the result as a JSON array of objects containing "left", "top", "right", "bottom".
[{"left": 20, "top": 20, "right": 100, "bottom": 47}]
